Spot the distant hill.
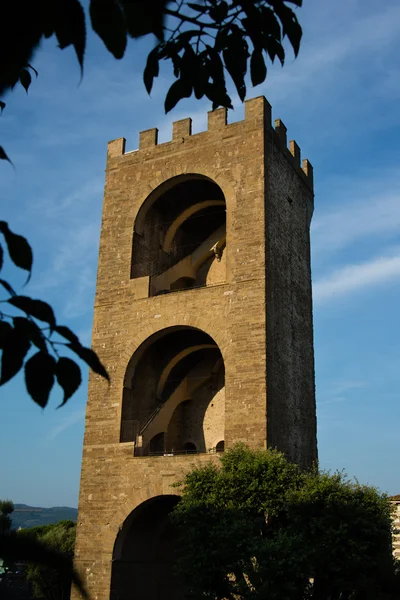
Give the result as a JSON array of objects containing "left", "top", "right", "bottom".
[{"left": 11, "top": 504, "right": 78, "bottom": 530}]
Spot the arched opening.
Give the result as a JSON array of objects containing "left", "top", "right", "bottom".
[
  {"left": 182, "top": 441, "right": 197, "bottom": 453},
  {"left": 216, "top": 440, "right": 225, "bottom": 453},
  {"left": 131, "top": 174, "right": 226, "bottom": 295},
  {"left": 149, "top": 432, "right": 165, "bottom": 455},
  {"left": 170, "top": 276, "right": 195, "bottom": 291},
  {"left": 121, "top": 326, "right": 225, "bottom": 456},
  {"left": 110, "top": 495, "right": 182, "bottom": 600}
]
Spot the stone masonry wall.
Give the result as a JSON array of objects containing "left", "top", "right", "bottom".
[
  {"left": 392, "top": 501, "right": 400, "bottom": 559},
  {"left": 265, "top": 123, "right": 317, "bottom": 468},
  {"left": 72, "top": 96, "right": 316, "bottom": 600}
]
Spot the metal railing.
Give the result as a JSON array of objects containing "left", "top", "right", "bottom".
[{"left": 143, "top": 446, "right": 222, "bottom": 457}]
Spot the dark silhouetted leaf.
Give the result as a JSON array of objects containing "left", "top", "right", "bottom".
[
  {"left": 210, "top": 1, "right": 228, "bottom": 23},
  {"left": 0, "top": 101, "right": 5, "bottom": 113},
  {"left": 223, "top": 34, "right": 248, "bottom": 102},
  {"left": 0, "top": 147, "right": 13, "bottom": 165},
  {"left": 250, "top": 49, "right": 266, "bottom": 86},
  {"left": 193, "top": 60, "right": 208, "bottom": 100},
  {"left": 13, "top": 317, "right": 47, "bottom": 352},
  {"left": 55, "top": 325, "right": 81, "bottom": 345},
  {"left": 0, "top": 0, "right": 42, "bottom": 96},
  {"left": 67, "top": 343, "right": 109, "bottom": 380},
  {"left": 170, "top": 50, "right": 182, "bottom": 78},
  {"left": 260, "top": 7, "right": 281, "bottom": 41},
  {"left": 204, "top": 47, "right": 233, "bottom": 108},
  {"left": 180, "top": 43, "right": 197, "bottom": 83},
  {"left": 0, "top": 325, "right": 31, "bottom": 385},
  {"left": 90, "top": 0, "right": 127, "bottom": 59},
  {"left": 0, "top": 222, "right": 33, "bottom": 275},
  {"left": 27, "top": 64, "right": 38, "bottom": 77},
  {"left": 0, "top": 244, "right": 3, "bottom": 271},
  {"left": 24, "top": 351, "right": 56, "bottom": 408},
  {"left": 0, "top": 321, "right": 12, "bottom": 349},
  {"left": 273, "top": 2, "right": 302, "bottom": 57},
  {"left": 143, "top": 46, "right": 160, "bottom": 94},
  {"left": 20, "top": 68, "right": 32, "bottom": 93},
  {"left": 8, "top": 296, "right": 56, "bottom": 330},
  {"left": 215, "top": 23, "right": 230, "bottom": 52},
  {"left": 55, "top": 0, "right": 86, "bottom": 72},
  {"left": 165, "top": 78, "right": 192, "bottom": 113},
  {"left": 0, "top": 278, "right": 16, "bottom": 297},
  {"left": 56, "top": 357, "right": 82, "bottom": 406},
  {"left": 123, "top": 0, "right": 166, "bottom": 40},
  {"left": 266, "top": 36, "right": 285, "bottom": 65},
  {"left": 284, "top": 17, "right": 302, "bottom": 57}
]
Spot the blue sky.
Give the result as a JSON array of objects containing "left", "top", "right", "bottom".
[{"left": 1, "top": 0, "right": 400, "bottom": 507}]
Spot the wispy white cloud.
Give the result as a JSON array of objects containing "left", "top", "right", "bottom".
[
  {"left": 263, "top": 2, "right": 400, "bottom": 100},
  {"left": 318, "top": 396, "right": 347, "bottom": 407},
  {"left": 330, "top": 380, "right": 367, "bottom": 395},
  {"left": 313, "top": 251, "right": 400, "bottom": 305},
  {"left": 30, "top": 219, "right": 100, "bottom": 319},
  {"left": 317, "top": 380, "right": 368, "bottom": 406},
  {"left": 47, "top": 409, "right": 85, "bottom": 441},
  {"left": 312, "top": 187, "right": 400, "bottom": 261},
  {"left": 27, "top": 177, "right": 103, "bottom": 320}
]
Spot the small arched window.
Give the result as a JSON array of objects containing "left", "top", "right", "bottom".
[
  {"left": 183, "top": 441, "right": 197, "bottom": 453},
  {"left": 149, "top": 432, "right": 165, "bottom": 455},
  {"left": 216, "top": 440, "right": 225, "bottom": 453}
]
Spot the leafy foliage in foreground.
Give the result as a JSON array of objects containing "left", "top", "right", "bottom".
[
  {"left": 21, "top": 520, "right": 76, "bottom": 600},
  {"left": 172, "top": 444, "right": 400, "bottom": 600},
  {"left": 0, "top": 1, "right": 302, "bottom": 120},
  {"left": 1, "top": 529, "right": 86, "bottom": 600},
  {"left": 0, "top": 222, "right": 109, "bottom": 407},
  {"left": 0, "top": 504, "right": 86, "bottom": 599}
]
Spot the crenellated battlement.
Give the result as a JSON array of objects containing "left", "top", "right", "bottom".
[
  {"left": 273, "top": 118, "right": 313, "bottom": 191},
  {"left": 107, "top": 96, "right": 313, "bottom": 192}
]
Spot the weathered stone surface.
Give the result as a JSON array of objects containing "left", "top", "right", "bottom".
[
  {"left": 392, "top": 500, "right": 400, "bottom": 559},
  {"left": 72, "top": 96, "right": 317, "bottom": 600}
]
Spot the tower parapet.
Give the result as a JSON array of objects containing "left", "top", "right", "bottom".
[{"left": 107, "top": 96, "right": 313, "bottom": 193}]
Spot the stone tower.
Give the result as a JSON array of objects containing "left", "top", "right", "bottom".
[{"left": 73, "top": 96, "right": 317, "bottom": 600}]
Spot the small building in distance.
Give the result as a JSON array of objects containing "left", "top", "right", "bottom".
[{"left": 390, "top": 495, "right": 400, "bottom": 559}]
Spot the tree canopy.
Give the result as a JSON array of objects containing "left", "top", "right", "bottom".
[
  {"left": 0, "top": 500, "right": 14, "bottom": 535},
  {"left": 21, "top": 520, "right": 76, "bottom": 600},
  {"left": 172, "top": 444, "right": 400, "bottom": 600},
  {"left": 0, "top": 506, "right": 86, "bottom": 599}
]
